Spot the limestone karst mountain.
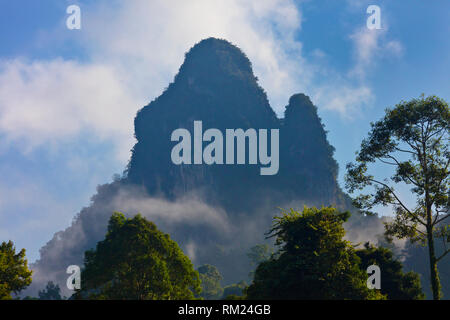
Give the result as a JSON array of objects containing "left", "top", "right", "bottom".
[
  {"left": 126, "top": 38, "right": 350, "bottom": 212},
  {"left": 26, "top": 38, "right": 381, "bottom": 297}
]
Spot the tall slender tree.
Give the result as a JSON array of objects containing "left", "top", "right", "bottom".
[{"left": 346, "top": 95, "right": 449, "bottom": 299}]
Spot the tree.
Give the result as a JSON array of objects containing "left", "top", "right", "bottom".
[
  {"left": 197, "top": 264, "right": 223, "bottom": 300},
  {"left": 222, "top": 280, "right": 247, "bottom": 299},
  {"left": 402, "top": 240, "right": 450, "bottom": 298},
  {"left": 77, "top": 212, "right": 201, "bottom": 300},
  {"left": 0, "top": 240, "right": 32, "bottom": 299},
  {"left": 356, "top": 243, "right": 424, "bottom": 300},
  {"left": 247, "top": 244, "right": 274, "bottom": 279},
  {"left": 38, "top": 281, "right": 63, "bottom": 300},
  {"left": 346, "top": 95, "right": 449, "bottom": 299},
  {"left": 246, "top": 207, "right": 384, "bottom": 300}
]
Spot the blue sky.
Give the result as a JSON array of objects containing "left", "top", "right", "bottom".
[{"left": 0, "top": 0, "right": 449, "bottom": 262}]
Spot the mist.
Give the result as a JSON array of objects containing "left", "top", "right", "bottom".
[{"left": 20, "top": 177, "right": 402, "bottom": 299}]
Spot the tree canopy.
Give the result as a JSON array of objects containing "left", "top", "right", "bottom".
[
  {"left": 247, "top": 244, "right": 274, "bottom": 279},
  {"left": 76, "top": 212, "right": 201, "bottom": 300},
  {"left": 246, "top": 207, "right": 383, "bottom": 300},
  {"left": 356, "top": 243, "right": 424, "bottom": 300},
  {"left": 0, "top": 240, "right": 32, "bottom": 300},
  {"left": 222, "top": 280, "right": 247, "bottom": 299},
  {"left": 38, "top": 281, "right": 63, "bottom": 300},
  {"left": 197, "top": 264, "right": 223, "bottom": 300}
]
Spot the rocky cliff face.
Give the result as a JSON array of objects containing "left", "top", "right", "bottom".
[{"left": 126, "top": 38, "right": 349, "bottom": 212}]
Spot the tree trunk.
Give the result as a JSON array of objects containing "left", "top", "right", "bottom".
[
  {"left": 423, "top": 137, "right": 441, "bottom": 300},
  {"left": 427, "top": 228, "right": 441, "bottom": 300}
]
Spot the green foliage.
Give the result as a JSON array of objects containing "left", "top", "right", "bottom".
[
  {"left": 402, "top": 241, "right": 450, "bottom": 299},
  {"left": 246, "top": 207, "right": 384, "bottom": 300},
  {"left": 197, "top": 264, "right": 223, "bottom": 300},
  {"left": 77, "top": 212, "right": 201, "bottom": 300},
  {"left": 247, "top": 244, "right": 274, "bottom": 266},
  {"left": 346, "top": 95, "right": 449, "bottom": 299},
  {"left": 223, "top": 294, "right": 246, "bottom": 300},
  {"left": 247, "top": 244, "right": 274, "bottom": 279},
  {"left": 356, "top": 243, "right": 424, "bottom": 300},
  {"left": 0, "top": 240, "right": 32, "bottom": 300},
  {"left": 222, "top": 280, "right": 247, "bottom": 299},
  {"left": 38, "top": 281, "right": 63, "bottom": 300}
]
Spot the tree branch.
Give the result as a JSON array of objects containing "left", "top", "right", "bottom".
[
  {"left": 437, "top": 249, "right": 450, "bottom": 262},
  {"left": 435, "top": 213, "right": 449, "bottom": 225},
  {"left": 385, "top": 154, "right": 422, "bottom": 188},
  {"left": 394, "top": 147, "right": 418, "bottom": 155},
  {"left": 378, "top": 157, "right": 397, "bottom": 166},
  {"left": 368, "top": 178, "right": 427, "bottom": 226}
]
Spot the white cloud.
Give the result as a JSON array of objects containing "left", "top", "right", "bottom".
[
  {"left": 349, "top": 27, "right": 404, "bottom": 79},
  {"left": 0, "top": 179, "right": 77, "bottom": 262},
  {"left": 313, "top": 84, "right": 374, "bottom": 119},
  {"left": 0, "top": 59, "right": 140, "bottom": 161},
  {"left": 111, "top": 188, "right": 232, "bottom": 234},
  {"left": 385, "top": 40, "right": 404, "bottom": 56},
  {"left": 345, "top": 0, "right": 373, "bottom": 9}
]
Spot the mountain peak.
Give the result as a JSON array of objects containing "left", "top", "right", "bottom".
[
  {"left": 289, "top": 93, "right": 313, "bottom": 107},
  {"left": 174, "top": 38, "right": 256, "bottom": 85},
  {"left": 285, "top": 93, "right": 317, "bottom": 119}
]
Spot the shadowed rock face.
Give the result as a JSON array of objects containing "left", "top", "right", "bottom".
[
  {"left": 26, "top": 38, "right": 357, "bottom": 297},
  {"left": 126, "top": 37, "right": 349, "bottom": 212}
]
